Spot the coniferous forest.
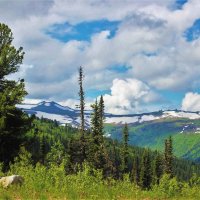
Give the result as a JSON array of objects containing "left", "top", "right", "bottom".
[{"left": 1, "top": 23, "right": 200, "bottom": 199}]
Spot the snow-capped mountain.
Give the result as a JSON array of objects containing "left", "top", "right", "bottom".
[
  {"left": 17, "top": 101, "right": 200, "bottom": 127},
  {"left": 17, "top": 101, "right": 90, "bottom": 127}
]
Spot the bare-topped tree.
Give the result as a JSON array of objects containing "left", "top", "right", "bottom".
[
  {"left": 78, "top": 66, "right": 86, "bottom": 162},
  {"left": 78, "top": 66, "right": 85, "bottom": 135}
]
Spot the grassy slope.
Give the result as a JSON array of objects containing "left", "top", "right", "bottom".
[
  {"left": 105, "top": 118, "right": 200, "bottom": 161},
  {"left": 1, "top": 163, "right": 200, "bottom": 200}
]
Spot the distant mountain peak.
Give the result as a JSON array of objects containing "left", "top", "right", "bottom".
[{"left": 17, "top": 101, "right": 200, "bottom": 127}]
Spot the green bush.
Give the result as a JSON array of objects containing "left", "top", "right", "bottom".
[{"left": 1, "top": 150, "right": 200, "bottom": 199}]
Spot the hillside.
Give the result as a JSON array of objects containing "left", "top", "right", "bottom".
[
  {"left": 106, "top": 118, "right": 200, "bottom": 162},
  {"left": 18, "top": 101, "right": 200, "bottom": 161},
  {"left": 19, "top": 118, "right": 200, "bottom": 181}
]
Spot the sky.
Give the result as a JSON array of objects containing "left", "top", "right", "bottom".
[{"left": 1, "top": 0, "right": 200, "bottom": 114}]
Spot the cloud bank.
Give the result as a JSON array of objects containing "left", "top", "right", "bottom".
[{"left": 1, "top": 0, "right": 200, "bottom": 113}]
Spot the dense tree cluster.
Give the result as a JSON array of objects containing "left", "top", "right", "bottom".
[{"left": 0, "top": 23, "right": 30, "bottom": 167}]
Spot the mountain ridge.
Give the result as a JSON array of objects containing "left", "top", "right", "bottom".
[{"left": 18, "top": 100, "right": 200, "bottom": 126}]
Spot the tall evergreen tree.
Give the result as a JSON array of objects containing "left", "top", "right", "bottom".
[
  {"left": 78, "top": 66, "right": 86, "bottom": 163},
  {"left": 39, "top": 134, "right": 46, "bottom": 165},
  {"left": 89, "top": 99, "right": 103, "bottom": 168},
  {"left": 90, "top": 99, "right": 99, "bottom": 142},
  {"left": 78, "top": 66, "right": 85, "bottom": 135},
  {"left": 131, "top": 156, "right": 140, "bottom": 185},
  {"left": 139, "top": 149, "right": 152, "bottom": 189},
  {"left": 89, "top": 97, "right": 113, "bottom": 175},
  {"left": 98, "top": 95, "right": 105, "bottom": 140},
  {"left": 121, "top": 123, "right": 129, "bottom": 173},
  {"left": 0, "top": 23, "right": 30, "bottom": 166},
  {"left": 110, "top": 140, "right": 119, "bottom": 179},
  {"left": 152, "top": 152, "right": 163, "bottom": 185},
  {"left": 164, "top": 136, "right": 173, "bottom": 177}
]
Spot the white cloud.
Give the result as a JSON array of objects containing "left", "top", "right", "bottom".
[
  {"left": 181, "top": 92, "right": 200, "bottom": 112},
  {"left": 1, "top": 0, "right": 200, "bottom": 113},
  {"left": 23, "top": 98, "right": 44, "bottom": 105},
  {"left": 102, "top": 78, "right": 160, "bottom": 114},
  {"left": 59, "top": 98, "right": 93, "bottom": 110}
]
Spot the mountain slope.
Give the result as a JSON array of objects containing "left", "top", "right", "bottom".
[
  {"left": 18, "top": 101, "right": 200, "bottom": 125},
  {"left": 18, "top": 101, "right": 200, "bottom": 161},
  {"left": 106, "top": 117, "right": 200, "bottom": 162}
]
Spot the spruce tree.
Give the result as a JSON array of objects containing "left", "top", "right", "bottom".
[
  {"left": 39, "top": 135, "right": 46, "bottom": 165},
  {"left": 89, "top": 99, "right": 103, "bottom": 169},
  {"left": 131, "top": 156, "right": 140, "bottom": 185},
  {"left": 89, "top": 97, "right": 113, "bottom": 176},
  {"left": 91, "top": 99, "right": 99, "bottom": 142},
  {"left": 111, "top": 140, "right": 119, "bottom": 179},
  {"left": 152, "top": 152, "right": 163, "bottom": 184},
  {"left": 0, "top": 23, "right": 29, "bottom": 166},
  {"left": 121, "top": 123, "right": 129, "bottom": 173},
  {"left": 98, "top": 95, "right": 105, "bottom": 140},
  {"left": 78, "top": 66, "right": 85, "bottom": 135},
  {"left": 139, "top": 149, "right": 152, "bottom": 189},
  {"left": 78, "top": 66, "right": 86, "bottom": 163},
  {"left": 164, "top": 136, "right": 173, "bottom": 177}
]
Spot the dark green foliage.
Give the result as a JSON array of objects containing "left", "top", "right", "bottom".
[
  {"left": 78, "top": 66, "right": 86, "bottom": 163},
  {"left": 131, "top": 156, "right": 140, "bottom": 184},
  {"left": 98, "top": 95, "right": 105, "bottom": 137},
  {"left": 68, "top": 136, "right": 87, "bottom": 172},
  {"left": 39, "top": 134, "right": 46, "bottom": 165},
  {"left": 121, "top": 123, "right": 129, "bottom": 173},
  {"left": 139, "top": 149, "right": 152, "bottom": 189},
  {"left": 78, "top": 66, "right": 85, "bottom": 133},
  {"left": 109, "top": 140, "right": 120, "bottom": 178},
  {"left": 0, "top": 23, "right": 30, "bottom": 166},
  {"left": 164, "top": 136, "right": 173, "bottom": 177},
  {"left": 152, "top": 151, "right": 163, "bottom": 184},
  {"left": 89, "top": 97, "right": 113, "bottom": 176},
  {"left": 90, "top": 100, "right": 100, "bottom": 141}
]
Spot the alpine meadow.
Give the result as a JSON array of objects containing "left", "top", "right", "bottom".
[{"left": 1, "top": 0, "right": 200, "bottom": 200}]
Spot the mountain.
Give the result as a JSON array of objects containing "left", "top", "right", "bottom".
[
  {"left": 18, "top": 101, "right": 200, "bottom": 161},
  {"left": 18, "top": 101, "right": 200, "bottom": 126},
  {"left": 17, "top": 101, "right": 90, "bottom": 127}
]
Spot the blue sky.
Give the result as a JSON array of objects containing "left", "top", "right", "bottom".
[
  {"left": 1, "top": 0, "right": 200, "bottom": 114},
  {"left": 184, "top": 18, "right": 200, "bottom": 41},
  {"left": 45, "top": 20, "right": 120, "bottom": 42},
  {"left": 174, "top": 0, "right": 188, "bottom": 9}
]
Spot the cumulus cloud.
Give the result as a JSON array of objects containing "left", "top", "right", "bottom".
[
  {"left": 181, "top": 92, "right": 200, "bottom": 112},
  {"left": 60, "top": 98, "right": 93, "bottom": 110},
  {"left": 102, "top": 78, "right": 160, "bottom": 114}
]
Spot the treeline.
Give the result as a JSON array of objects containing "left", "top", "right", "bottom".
[{"left": 20, "top": 117, "right": 200, "bottom": 186}]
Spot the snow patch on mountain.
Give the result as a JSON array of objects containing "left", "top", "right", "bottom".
[
  {"left": 139, "top": 115, "right": 160, "bottom": 123},
  {"left": 17, "top": 101, "right": 200, "bottom": 127},
  {"left": 105, "top": 116, "right": 139, "bottom": 124},
  {"left": 163, "top": 111, "right": 200, "bottom": 119},
  {"left": 55, "top": 103, "right": 75, "bottom": 111}
]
